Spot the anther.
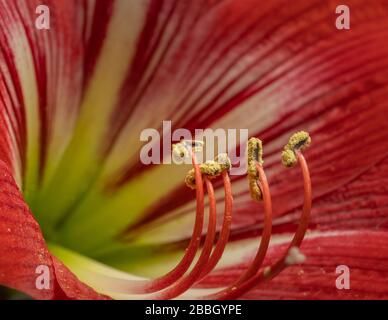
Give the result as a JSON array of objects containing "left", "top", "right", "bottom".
[
  {"left": 247, "top": 138, "right": 264, "bottom": 201},
  {"left": 182, "top": 140, "right": 204, "bottom": 152},
  {"left": 204, "top": 131, "right": 312, "bottom": 300},
  {"left": 172, "top": 140, "right": 204, "bottom": 163},
  {"left": 215, "top": 153, "right": 232, "bottom": 171},
  {"left": 281, "top": 131, "right": 311, "bottom": 167},
  {"left": 185, "top": 154, "right": 232, "bottom": 189}
]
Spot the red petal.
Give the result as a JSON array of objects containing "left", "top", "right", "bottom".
[
  {"left": 199, "top": 231, "right": 388, "bottom": 299},
  {"left": 0, "top": 160, "right": 108, "bottom": 299},
  {"left": 121, "top": 0, "right": 388, "bottom": 246},
  {"left": 51, "top": 257, "right": 109, "bottom": 300}
]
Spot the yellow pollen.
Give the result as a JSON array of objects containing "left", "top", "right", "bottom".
[
  {"left": 185, "top": 154, "right": 231, "bottom": 189},
  {"left": 172, "top": 140, "right": 204, "bottom": 162},
  {"left": 281, "top": 131, "right": 311, "bottom": 167},
  {"left": 215, "top": 153, "right": 232, "bottom": 171},
  {"left": 247, "top": 138, "right": 264, "bottom": 201},
  {"left": 249, "top": 178, "right": 262, "bottom": 202},
  {"left": 172, "top": 143, "right": 188, "bottom": 159}
]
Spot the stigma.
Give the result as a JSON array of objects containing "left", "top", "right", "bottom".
[{"left": 172, "top": 140, "right": 204, "bottom": 163}]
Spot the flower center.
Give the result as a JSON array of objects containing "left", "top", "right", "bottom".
[{"left": 77, "top": 131, "right": 312, "bottom": 300}]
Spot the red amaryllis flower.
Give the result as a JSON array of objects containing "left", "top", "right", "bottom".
[{"left": 1, "top": 0, "right": 388, "bottom": 300}]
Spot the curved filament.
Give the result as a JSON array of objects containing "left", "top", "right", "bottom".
[
  {"left": 212, "top": 151, "right": 312, "bottom": 300},
  {"left": 236, "top": 163, "right": 273, "bottom": 284},
  {"left": 86, "top": 153, "right": 205, "bottom": 294},
  {"left": 151, "top": 177, "right": 217, "bottom": 299},
  {"left": 199, "top": 171, "right": 233, "bottom": 280},
  {"left": 199, "top": 161, "right": 273, "bottom": 299},
  {"left": 79, "top": 138, "right": 311, "bottom": 300}
]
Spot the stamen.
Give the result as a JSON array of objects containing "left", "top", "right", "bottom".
[
  {"left": 237, "top": 162, "right": 273, "bottom": 283},
  {"left": 151, "top": 177, "right": 217, "bottom": 300},
  {"left": 181, "top": 154, "right": 234, "bottom": 282},
  {"left": 199, "top": 170, "right": 233, "bottom": 279},
  {"left": 247, "top": 138, "right": 264, "bottom": 201},
  {"left": 199, "top": 150, "right": 273, "bottom": 297},
  {"left": 172, "top": 140, "right": 204, "bottom": 163},
  {"left": 84, "top": 149, "right": 206, "bottom": 296},
  {"left": 130, "top": 151, "right": 206, "bottom": 294},
  {"left": 103, "top": 133, "right": 311, "bottom": 300},
  {"left": 144, "top": 149, "right": 231, "bottom": 298},
  {"left": 204, "top": 132, "right": 312, "bottom": 300}
]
